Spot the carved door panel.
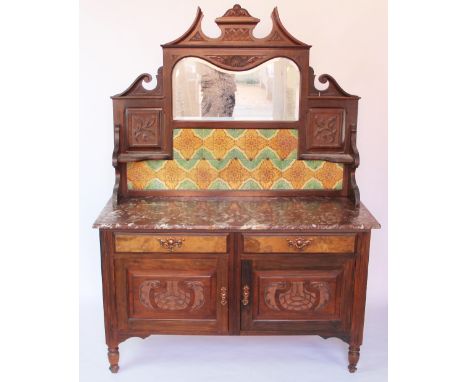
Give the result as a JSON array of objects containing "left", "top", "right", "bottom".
[
  {"left": 115, "top": 255, "right": 228, "bottom": 334},
  {"left": 240, "top": 255, "right": 354, "bottom": 334}
]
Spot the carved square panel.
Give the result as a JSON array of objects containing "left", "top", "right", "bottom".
[
  {"left": 115, "top": 257, "right": 228, "bottom": 334},
  {"left": 306, "top": 108, "right": 345, "bottom": 150},
  {"left": 126, "top": 108, "right": 163, "bottom": 150},
  {"left": 253, "top": 269, "right": 342, "bottom": 321},
  {"left": 127, "top": 269, "right": 217, "bottom": 320}
]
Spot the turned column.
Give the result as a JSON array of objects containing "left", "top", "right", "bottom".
[
  {"left": 348, "top": 345, "right": 360, "bottom": 373},
  {"left": 107, "top": 347, "right": 120, "bottom": 373}
]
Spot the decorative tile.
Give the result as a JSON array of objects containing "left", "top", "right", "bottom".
[{"left": 126, "top": 129, "right": 344, "bottom": 190}]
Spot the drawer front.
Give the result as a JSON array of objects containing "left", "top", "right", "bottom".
[
  {"left": 114, "top": 234, "right": 227, "bottom": 253},
  {"left": 243, "top": 234, "right": 355, "bottom": 254}
]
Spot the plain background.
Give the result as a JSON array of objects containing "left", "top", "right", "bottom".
[
  {"left": 3, "top": 0, "right": 468, "bottom": 381},
  {"left": 79, "top": 0, "right": 387, "bottom": 380}
]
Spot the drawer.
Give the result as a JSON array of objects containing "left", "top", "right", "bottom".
[
  {"left": 114, "top": 233, "right": 227, "bottom": 253},
  {"left": 242, "top": 234, "right": 355, "bottom": 253}
]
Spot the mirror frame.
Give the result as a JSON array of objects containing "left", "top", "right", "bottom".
[
  {"left": 171, "top": 56, "right": 301, "bottom": 121},
  {"left": 111, "top": 5, "right": 361, "bottom": 205}
]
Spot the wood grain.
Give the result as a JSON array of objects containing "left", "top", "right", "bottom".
[
  {"left": 114, "top": 233, "right": 227, "bottom": 253},
  {"left": 96, "top": 3, "right": 380, "bottom": 374},
  {"left": 243, "top": 234, "right": 355, "bottom": 253}
]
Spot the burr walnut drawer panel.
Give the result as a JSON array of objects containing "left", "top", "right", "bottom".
[
  {"left": 114, "top": 233, "right": 227, "bottom": 253},
  {"left": 242, "top": 234, "right": 356, "bottom": 254}
]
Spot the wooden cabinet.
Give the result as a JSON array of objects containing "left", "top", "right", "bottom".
[
  {"left": 240, "top": 254, "right": 354, "bottom": 335},
  {"left": 114, "top": 255, "right": 228, "bottom": 334},
  {"left": 95, "top": 4, "right": 380, "bottom": 375},
  {"left": 97, "top": 225, "right": 377, "bottom": 373}
]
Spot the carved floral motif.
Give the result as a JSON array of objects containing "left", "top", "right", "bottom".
[
  {"left": 222, "top": 4, "right": 253, "bottom": 17},
  {"left": 132, "top": 116, "right": 157, "bottom": 144},
  {"left": 207, "top": 55, "right": 263, "bottom": 68},
  {"left": 139, "top": 280, "right": 205, "bottom": 311},
  {"left": 313, "top": 115, "right": 339, "bottom": 145},
  {"left": 265, "top": 281, "right": 330, "bottom": 311}
]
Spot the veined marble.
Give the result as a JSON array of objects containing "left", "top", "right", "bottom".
[{"left": 94, "top": 197, "right": 380, "bottom": 231}]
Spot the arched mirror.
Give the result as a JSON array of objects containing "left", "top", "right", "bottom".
[{"left": 172, "top": 57, "right": 300, "bottom": 121}]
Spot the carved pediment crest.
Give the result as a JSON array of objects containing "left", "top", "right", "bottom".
[{"left": 162, "top": 4, "right": 310, "bottom": 47}]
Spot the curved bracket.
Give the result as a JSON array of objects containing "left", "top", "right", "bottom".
[
  {"left": 309, "top": 67, "right": 359, "bottom": 98},
  {"left": 112, "top": 66, "right": 163, "bottom": 98},
  {"left": 112, "top": 124, "right": 120, "bottom": 207},
  {"left": 349, "top": 124, "right": 361, "bottom": 207}
]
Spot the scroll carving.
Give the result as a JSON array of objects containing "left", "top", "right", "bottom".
[
  {"left": 264, "top": 281, "right": 330, "bottom": 312},
  {"left": 206, "top": 55, "right": 264, "bottom": 68},
  {"left": 113, "top": 66, "right": 163, "bottom": 98},
  {"left": 163, "top": 6, "right": 309, "bottom": 48},
  {"left": 309, "top": 67, "right": 357, "bottom": 98},
  {"left": 139, "top": 280, "right": 205, "bottom": 311}
]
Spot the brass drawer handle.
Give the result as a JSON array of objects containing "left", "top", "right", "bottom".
[
  {"left": 242, "top": 285, "right": 250, "bottom": 306},
  {"left": 158, "top": 238, "right": 185, "bottom": 252},
  {"left": 220, "top": 287, "right": 228, "bottom": 306},
  {"left": 286, "top": 238, "right": 311, "bottom": 251}
]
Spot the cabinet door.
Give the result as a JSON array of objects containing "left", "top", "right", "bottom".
[
  {"left": 240, "top": 255, "right": 354, "bottom": 335},
  {"left": 115, "top": 255, "right": 228, "bottom": 334}
]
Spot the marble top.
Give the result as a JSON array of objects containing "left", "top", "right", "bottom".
[{"left": 93, "top": 196, "right": 380, "bottom": 231}]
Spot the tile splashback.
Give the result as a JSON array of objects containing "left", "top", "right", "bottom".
[{"left": 127, "top": 129, "right": 343, "bottom": 190}]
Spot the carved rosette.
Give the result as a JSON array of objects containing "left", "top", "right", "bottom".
[
  {"left": 139, "top": 280, "right": 205, "bottom": 311},
  {"left": 264, "top": 281, "right": 330, "bottom": 311}
]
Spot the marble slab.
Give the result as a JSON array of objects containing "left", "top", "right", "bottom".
[{"left": 93, "top": 197, "right": 380, "bottom": 231}]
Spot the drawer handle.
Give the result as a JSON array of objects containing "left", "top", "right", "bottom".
[
  {"left": 242, "top": 285, "right": 250, "bottom": 306},
  {"left": 286, "top": 238, "right": 311, "bottom": 251},
  {"left": 220, "top": 287, "right": 228, "bottom": 306},
  {"left": 158, "top": 238, "right": 185, "bottom": 252}
]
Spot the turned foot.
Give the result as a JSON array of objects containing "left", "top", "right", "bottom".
[
  {"left": 108, "top": 347, "right": 120, "bottom": 373},
  {"left": 348, "top": 345, "right": 360, "bottom": 373}
]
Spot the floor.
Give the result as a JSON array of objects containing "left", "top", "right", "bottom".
[{"left": 80, "top": 300, "right": 387, "bottom": 382}]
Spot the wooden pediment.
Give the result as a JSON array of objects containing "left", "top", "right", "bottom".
[{"left": 162, "top": 4, "right": 310, "bottom": 48}]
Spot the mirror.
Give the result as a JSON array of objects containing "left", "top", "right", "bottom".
[{"left": 172, "top": 57, "right": 300, "bottom": 121}]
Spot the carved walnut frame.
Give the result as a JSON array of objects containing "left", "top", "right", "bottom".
[{"left": 111, "top": 5, "right": 360, "bottom": 206}]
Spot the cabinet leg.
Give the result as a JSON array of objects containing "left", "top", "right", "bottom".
[
  {"left": 348, "top": 345, "right": 360, "bottom": 373},
  {"left": 108, "top": 347, "right": 120, "bottom": 373}
]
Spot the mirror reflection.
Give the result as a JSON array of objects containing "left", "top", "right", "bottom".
[{"left": 172, "top": 57, "right": 300, "bottom": 121}]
